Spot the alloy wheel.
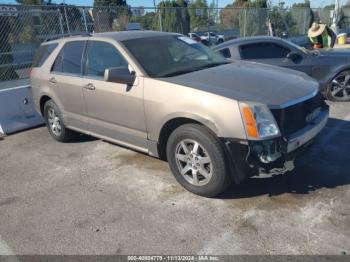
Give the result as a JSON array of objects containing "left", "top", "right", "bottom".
[
  {"left": 330, "top": 73, "right": 350, "bottom": 101},
  {"left": 47, "top": 107, "right": 62, "bottom": 136},
  {"left": 175, "top": 139, "right": 212, "bottom": 186}
]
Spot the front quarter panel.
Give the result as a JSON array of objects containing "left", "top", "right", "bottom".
[{"left": 144, "top": 78, "right": 247, "bottom": 142}]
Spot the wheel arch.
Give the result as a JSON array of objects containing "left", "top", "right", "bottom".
[
  {"left": 328, "top": 66, "right": 350, "bottom": 84},
  {"left": 39, "top": 95, "right": 52, "bottom": 116},
  {"left": 157, "top": 116, "right": 219, "bottom": 160}
]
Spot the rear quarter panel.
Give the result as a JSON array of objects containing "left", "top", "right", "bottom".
[{"left": 30, "top": 40, "right": 64, "bottom": 114}]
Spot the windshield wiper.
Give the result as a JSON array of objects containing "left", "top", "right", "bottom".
[
  {"left": 159, "top": 62, "right": 229, "bottom": 77},
  {"left": 159, "top": 69, "right": 199, "bottom": 77}
]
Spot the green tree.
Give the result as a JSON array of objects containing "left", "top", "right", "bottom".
[
  {"left": 290, "top": 0, "right": 314, "bottom": 35},
  {"left": 188, "top": 0, "right": 210, "bottom": 31},
  {"left": 130, "top": 12, "right": 158, "bottom": 30},
  {"left": 268, "top": 6, "right": 296, "bottom": 37},
  {"left": 156, "top": 0, "right": 190, "bottom": 34},
  {"left": 92, "top": 0, "right": 130, "bottom": 31},
  {"left": 0, "top": 16, "right": 19, "bottom": 80},
  {"left": 220, "top": 4, "right": 240, "bottom": 30},
  {"left": 176, "top": 0, "right": 190, "bottom": 34},
  {"left": 93, "top": 0, "right": 127, "bottom": 7},
  {"left": 238, "top": 0, "right": 268, "bottom": 36},
  {"left": 16, "top": 0, "right": 43, "bottom": 4}
]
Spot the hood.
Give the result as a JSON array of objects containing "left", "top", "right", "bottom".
[{"left": 160, "top": 61, "right": 319, "bottom": 108}]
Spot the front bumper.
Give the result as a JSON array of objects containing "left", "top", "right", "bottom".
[
  {"left": 225, "top": 106, "right": 329, "bottom": 182},
  {"left": 284, "top": 109, "right": 328, "bottom": 153}
]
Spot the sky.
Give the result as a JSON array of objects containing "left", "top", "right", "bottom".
[{"left": 0, "top": 0, "right": 341, "bottom": 7}]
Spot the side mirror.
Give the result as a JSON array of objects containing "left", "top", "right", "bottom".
[
  {"left": 286, "top": 52, "right": 302, "bottom": 62},
  {"left": 104, "top": 67, "right": 135, "bottom": 85}
]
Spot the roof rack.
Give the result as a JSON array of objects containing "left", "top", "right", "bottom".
[{"left": 44, "top": 32, "right": 91, "bottom": 42}]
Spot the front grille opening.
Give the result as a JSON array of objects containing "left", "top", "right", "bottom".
[{"left": 271, "top": 92, "right": 326, "bottom": 138}]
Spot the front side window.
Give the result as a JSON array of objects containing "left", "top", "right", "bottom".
[
  {"left": 84, "top": 41, "right": 128, "bottom": 78},
  {"left": 122, "top": 36, "right": 228, "bottom": 77},
  {"left": 52, "top": 41, "right": 85, "bottom": 75},
  {"left": 240, "top": 43, "right": 290, "bottom": 60}
]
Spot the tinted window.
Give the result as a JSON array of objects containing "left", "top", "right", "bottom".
[
  {"left": 32, "top": 43, "right": 58, "bottom": 67},
  {"left": 84, "top": 41, "right": 127, "bottom": 78},
  {"left": 122, "top": 36, "right": 227, "bottom": 77},
  {"left": 52, "top": 41, "right": 85, "bottom": 75},
  {"left": 219, "top": 48, "right": 231, "bottom": 58},
  {"left": 240, "top": 43, "right": 290, "bottom": 59},
  {"left": 52, "top": 51, "right": 63, "bottom": 72}
]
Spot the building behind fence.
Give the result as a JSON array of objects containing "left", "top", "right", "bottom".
[{"left": 1, "top": 4, "right": 350, "bottom": 84}]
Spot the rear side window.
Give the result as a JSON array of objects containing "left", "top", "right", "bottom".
[
  {"left": 240, "top": 43, "right": 290, "bottom": 60},
  {"left": 219, "top": 48, "right": 231, "bottom": 58},
  {"left": 52, "top": 41, "right": 85, "bottom": 75},
  {"left": 84, "top": 41, "right": 127, "bottom": 78},
  {"left": 32, "top": 43, "right": 58, "bottom": 67}
]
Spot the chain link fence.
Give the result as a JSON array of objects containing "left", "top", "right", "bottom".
[{"left": 1, "top": 4, "right": 350, "bottom": 85}]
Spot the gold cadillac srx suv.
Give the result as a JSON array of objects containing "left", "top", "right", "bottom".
[{"left": 31, "top": 31, "right": 329, "bottom": 197}]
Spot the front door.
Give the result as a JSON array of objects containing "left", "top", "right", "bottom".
[{"left": 81, "top": 40, "right": 147, "bottom": 149}]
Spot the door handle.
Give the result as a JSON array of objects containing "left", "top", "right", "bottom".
[
  {"left": 49, "top": 77, "right": 56, "bottom": 84},
  {"left": 84, "top": 83, "right": 96, "bottom": 90}
]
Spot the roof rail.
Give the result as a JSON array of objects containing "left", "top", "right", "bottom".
[{"left": 44, "top": 32, "right": 91, "bottom": 42}]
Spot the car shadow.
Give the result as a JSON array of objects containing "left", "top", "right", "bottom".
[
  {"left": 68, "top": 133, "right": 98, "bottom": 143},
  {"left": 219, "top": 117, "right": 350, "bottom": 199}
]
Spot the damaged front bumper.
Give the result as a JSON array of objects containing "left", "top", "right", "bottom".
[{"left": 225, "top": 106, "right": 329, "bottom": 182}]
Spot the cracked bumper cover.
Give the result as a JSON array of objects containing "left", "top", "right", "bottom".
[{"left": 224, "top": 106, "right": 329, "bottom": 182}]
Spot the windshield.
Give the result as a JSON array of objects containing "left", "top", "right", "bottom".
[{"left": 122, "top": 35, "right": 228, "bottom": 77}]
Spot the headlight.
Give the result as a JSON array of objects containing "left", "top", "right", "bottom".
[{"left": 239, "top": 102, "right": 280, "bottom": 140}]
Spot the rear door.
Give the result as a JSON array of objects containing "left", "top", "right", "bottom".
[
  {"left": 239, "top": 42, "right": 313, "bottom": 76},
  {"left": 81, "top": 40, "right": 147, "bottom": 149},
  {"left": 49, "top": 40, "right": 87, "bottom": 130}
]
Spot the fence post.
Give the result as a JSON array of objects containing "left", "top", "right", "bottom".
[
  {"left": 96, "top": 10, "right": 101, "bottom": 32},
  {"left": 58, "top": 9, "right": 64, "bottom": 36},
  {"left": 243, "top": 8, "right": 247, "bottom": 37},
  {"left": 82, "top": 8, "right": 88, "bottom": 32},
  {"left": 64, "top": 5, "right": 70, "bottom": 34},
  {"left": 159, "top": 9, "right": 163, "bottom": 31}
]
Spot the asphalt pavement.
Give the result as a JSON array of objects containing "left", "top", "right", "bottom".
[{"left": 0, "top": 101, "right": 349, "bottom": 255}]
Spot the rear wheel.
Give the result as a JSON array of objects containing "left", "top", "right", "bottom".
[
  {"left": 166, "top": 124, "right": 232, "bottom": 197},
  {"left": 44, "top": 100, "right": 78, "bottom": 142},
  {"left": 327, "top": 71, "right": 350, "bottom": 101}
]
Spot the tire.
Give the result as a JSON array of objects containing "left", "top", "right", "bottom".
[
  {"left": 201, "top": 39, "right": 209, "bottom": 46},
  {"left": 326, "top": 70, "right": 350, "bottom": 102},
  {"left": 166, "top": 124, "right": 232, "bottom": 197},
  {"left": 43, "top": 100, "right": 78, "bottom": 142},
  {"left": 217, "top": 39, "right": 224, "bottom": 44}
]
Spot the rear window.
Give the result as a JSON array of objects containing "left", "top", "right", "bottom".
[{"left": 32, "top": 43, "right": 58, "bottom": 67}]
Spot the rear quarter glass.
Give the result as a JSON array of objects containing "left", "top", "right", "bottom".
[{"left": 32, "top": 43, "right": 58, "bottom": 68}]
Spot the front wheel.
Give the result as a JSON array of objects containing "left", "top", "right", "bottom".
[
  {"left": 166, "top": 124, "right": 232, "bottom": 197},
  {"left": 326, "top": 71, "right": 350, "bottom": 101}
]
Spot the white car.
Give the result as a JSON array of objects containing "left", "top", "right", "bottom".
[{"left": 200, "top": 32, "right": 225, "bottom": 45}]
